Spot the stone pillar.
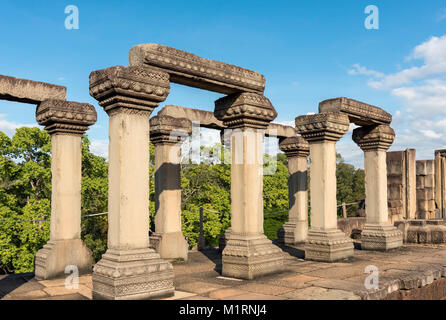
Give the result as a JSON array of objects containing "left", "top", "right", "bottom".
[
  {"left": 353, "top": 125, "right": 403, "bottom": 250},
  {"left": 435, "top": 150, "right": 446, "bottom": 219},
  {"left": 277, "top": 136, "right": 309, "bottom": 245},
  {"left": 295, "top": 112, "right": 354, "bottom": 262},
  {"left": 34, "top": 99, "right": 96, "bottom": 280},
  {"left": 149, "top": 115, "right": 191, "bottom": 261},
  {"left": 89, "top": 66, "right": 174, "bottom": 300},
  {"left": 214, "top": 92, "right": 283, "bottom": 279}
]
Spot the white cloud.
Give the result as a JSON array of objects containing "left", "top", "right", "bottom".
[
  {"left": 0, "top": 114, "right": 37, "bottom": 137},
  {"left": 366, "top": 35, "right": 446, "bottom": 89},
  {"left": 437, "top": 8, "right": 446, "bottom": 22},
  {"left": 347, "top": 34, "right": 446, "bottom": 161},
  {"left": 90, "top": 139, "right": 108, "bottom": 159},
  {"left": 348, "top": 63, "right": 384, "bottom": 78}
]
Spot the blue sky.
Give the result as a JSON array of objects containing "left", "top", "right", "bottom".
[{"left": 1, "top": 0, "right": 446, "bottom": 167}]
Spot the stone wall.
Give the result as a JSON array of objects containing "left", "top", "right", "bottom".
[
  {"left": 416, "top": 160, "right": 436, "bottom": 219},
  {"left": 386, "top": 149, "right": 416, "bottom": 223}
]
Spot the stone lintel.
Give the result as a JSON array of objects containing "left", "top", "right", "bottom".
[
  {"left": 279, "top": 136, "right": 309, "bottom": 157},
  {"left": 435, "top": 149, "right": 446, "bottom": 157},
  {"left": 158, "top": 105, "right": 295, "bottom": 138},
  {"left": 352, "top": 124, "right": 395, "bottom": 151},
  {"left": 295, "top": 112, "right": 350, "bottom": 142},
  {"left": 129, "top": 44, "right": 265, "bottom": 95},
  {"left": 214, "top": 92, "right": 277, "bottom": 129},
  {"left": 89, "top": 65, "right": 170, "bottom": 114},
  {"left": 36, "top": 99, "right": 97, "bottom": 135},
  {"left": 150, "top": 115, "right": 192, "bottom": 144},
  {"left": 318, "top": 97, "right": 392, "bottom": 126},
  {"left": 0, "top": 74, "right": 66, "bottom": 104}
]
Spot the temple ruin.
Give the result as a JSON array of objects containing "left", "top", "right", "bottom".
[{"left": 1, "top": 44, "right": 446, "bottom": 300}]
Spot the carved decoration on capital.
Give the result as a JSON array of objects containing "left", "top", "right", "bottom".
[
  {"left": 352, "top": 124, "right": 395, "bottom": 151},
  {"left": 89, "top": 65, "right": 170, "bottom": 115},
  {"left": 36, "top": 99, "right": 97, "bottom": 135},
  {"left": 214, "top": 92, "right": 277, "bottom": 129},
  {"left": 295, "top": 112, "right": 350, "bottom": 142},
  {"left": 279, "top": 136, "right": 309, "bottom": 158},
  {"left": 150, "top": 115, "right": 192, "bottom": 145}
]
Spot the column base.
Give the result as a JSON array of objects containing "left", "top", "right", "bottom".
[
  {"left": 149, "top": 232, "right": 189, "bottom": 262},
  {"left": 92, "top": 248, "right": 174, "bottom": 300},
  {"left": 222, "top": 233, "right": 284, "bottom": 280},
  {"left": 278, "top": 220, "right": 308, "bottom": 245},
  {"left": 305, "top": 229, "right": 354, "bottom": 262},
  {"left": 360, "top": 224, "right": 403, "bottom": 251},
  {"left": 35, "top": 239, "right": 93, "bottom": 280}
]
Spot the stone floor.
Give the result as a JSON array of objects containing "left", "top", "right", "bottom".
[{"left": 2, "top": 242, "right": 446, "bottom": 300}]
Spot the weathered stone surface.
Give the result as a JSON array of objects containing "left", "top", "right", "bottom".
[
  {"left": 295, "top": 112, "right": 350, "bottom": 142},
  {"left": 214, "top": 92, "right": 277, "bottom": 129},
  {"left": 129, "top": 43, "right": 265, "bottom": 94},
  {"left": 361, "top": 225, "right": 403, "bottom": 250},
  {"left": 278, "top": 136, "right": 309, "bottom": 157},
  {"left": 0, "top": 74, "right": 66, "bottom": 104},
  {"left": 395, "top": 220, "right": 446, "bottom": 244},
  {"left": 35, "top": 240, "right": 93, "bottom": 280},
  {"left": 158, "top": 105, "right": 225, "bottom": 129},
  {"left": 352, "top": 125, "right": 395, "bottom": 151},
  {"left": 92, "top": 248, "right": 174, "bottom": 300},
  {"left": 150, "top": 115, "right": 192, "bottom": 144},
  {"left": 222, "top": 234, "right": 284, "bottom": 280},
  {"left": 305, "top": 229, "right": 354, "bottom": 262},
  {"left": 36, "top": 99, "right": 97, "bottom": 135},
  {"left": 318, "top": 97, "right": 392, "bottom": 126},
  {"left": 266, "top": 123, "right": 297, "bottom": 139},
  {"left": 386, "top": 149, "right": 417, "bottom": 222},
  {"left": 89, "top": 65, "right": 170, "bottom": 113}
]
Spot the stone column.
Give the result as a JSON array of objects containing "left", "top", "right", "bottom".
[
  {"left": 149, "top": 115, "right": 191, "bottom": 261},
  {"left": 295, "top": 112, "right": 354, "bottom": 262},
  {"left": 435, "top": 150, "right": 446, "bottom": 219},
  {"left": 214, "top": 92, "right": 283, "bottom": 279},
  {"left": 353, "top": 125, "right": 403, "bottom": 250},
  {"left": 89, "top": 66, "right": 174, "bottom": 300},
  {"left": 277, "top": 136, "right": 309, "bottom": 245},
  {"left": 34, "top": 99, "right": 96, "bottom": 280}
]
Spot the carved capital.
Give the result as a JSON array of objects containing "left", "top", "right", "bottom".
[
  {"left": 295, "top": 112, "right": 350, "bottom": 142},
  {"left": 352, "top": 124, "right": 395, "bottom": 151},
  {"left": 214, "top": 92, "right": 277, "bottom": 129},
  {"left": 279, "top": 136, "right": 309, "bottom": 158},
  {"left": 89, "top": 66, "right": 170, "bottom": 115},
  {"left": 36, "top": 99, "right": 97, "bottom": 135},
  {"left": 150, "top": 115, "right": 192, "bottom": 145}
]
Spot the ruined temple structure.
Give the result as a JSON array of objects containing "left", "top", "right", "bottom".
[
  {"left": 295, "top": 98, "right": 403, "bottom": 261},
  {"left": 0, "top": 75, "right": 96, "bottom": 280},
  {"left": 387, "top": 149, "right": 446, "bottom": 244},
  {"left": 4, "top": 43, "right": 446, "bottom": 300}
]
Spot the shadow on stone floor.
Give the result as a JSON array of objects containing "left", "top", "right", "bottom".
[
  {"left": 198, "top": 248, "right": 223, "bottom": 274},
  {"left": 0, "top": 273, "right": 34, "bottom": 298}
]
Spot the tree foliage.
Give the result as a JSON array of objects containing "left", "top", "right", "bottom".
[{"left": 0, "top": 127, "right": 366, "bottom": 274}]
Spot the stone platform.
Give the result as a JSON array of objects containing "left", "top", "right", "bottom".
[{"left": 2, "top": 242, "right": 446, "bottom": 300}]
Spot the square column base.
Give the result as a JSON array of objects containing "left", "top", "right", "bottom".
[
  {"left": 278, "top": 220, "right": 308, "bottom": 245},
  {"left": 149, "top": 232, "right": 189, "bottom": 262},
  {"left": 305, "top": 229, "right": 354, "bottom": 262},
  {"left": 35, "top": 239, "right": 93, "bottom": 280},
  {"left": 92, "top": 248, "right": 174, "bottom": 300},
  {"left": 222, "top": 233, "right": 284, "bottom": 280},
  {"left": 360, "top": 224, "right": 403, "bottom": 251}
]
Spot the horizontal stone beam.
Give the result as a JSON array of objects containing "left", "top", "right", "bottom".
[
  {"left": 129, "top": 44, "right": 265, "bottom": 95},
  {"left": 318, "top": 97, "right": 392, "bottom": 126},
  {"left": 0, "top": 75, "right": 66, "bottom": 104},
  {"left": 156, "top": 105, "right": 296, "bottom": 139}
]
